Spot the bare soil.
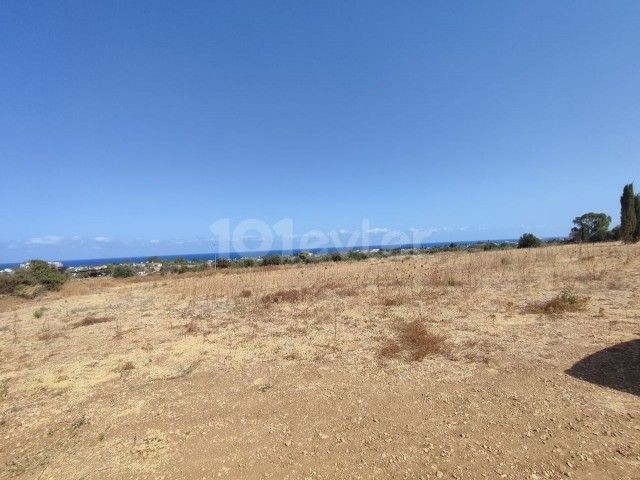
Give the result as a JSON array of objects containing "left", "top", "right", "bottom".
[{"left": 1, "top": 243, "right": 639, "bottom": 479}]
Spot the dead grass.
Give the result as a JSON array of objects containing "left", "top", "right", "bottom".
[
  {"left": 380, "top": 296, "right": 407, "bottom": 306},
  {"left": 72, "top": 316, "right": 114, "bottom": 328},
  {"left": 379, "top": 319, "right": 447, "bottom": 361},
  {"left": 261, "top": 288, "right": 309, "bottom": 304},
  {"left": 184, "top": 318, "right": 201, "bottom": 335},
  {"left": 524, "top": 290, "right": 589, "bottom": 315}
]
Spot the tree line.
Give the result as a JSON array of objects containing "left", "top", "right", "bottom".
[
  {"left": 568, "top": 183, "right": 640, "bottom": 243},
  {"left": 520, "top": 182, "right": 640, "bottom": 247}
]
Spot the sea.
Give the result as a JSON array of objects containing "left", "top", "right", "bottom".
[{"left": 0, "top": 240, "right": 519, "bottom": 270}]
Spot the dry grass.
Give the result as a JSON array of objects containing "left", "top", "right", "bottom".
[
  {"left": 524, "top": 289, "right": 589, "bottom": 315},
  {"left": 379, "top": 319, "right": 447, "bottom": 361},
  {"left": 380, "top": 296, "right": 407, "bottom": 306},
  {"left": 261, "top": 288, "right": 309, "bottom": 304},
  {"left": 72, "top": 316, "right": 114, "bottom": 328},
  {"left": 1, "top": 242, "right": 640, "bottom": 478}
]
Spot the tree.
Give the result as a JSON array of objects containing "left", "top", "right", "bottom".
[
  {"left": 635, "top": 194, "right": 640, "bottom": 240},
  {"left": 518, "top": 233, "right": 542, "bottom": 248},
  {"left": 570, "top": 212, "right": 612, "bottom": 242},
  {"left": 620, "top": 183, "right": 637, "bottom": 243}
]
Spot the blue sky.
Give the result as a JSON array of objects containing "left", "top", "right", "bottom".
[{"left": 1, "top": 1, "right": 639, "bottom": 262}]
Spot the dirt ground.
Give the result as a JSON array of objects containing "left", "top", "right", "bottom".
[{"left": 1, "top": 242, "right": 639, "bottom": 479}]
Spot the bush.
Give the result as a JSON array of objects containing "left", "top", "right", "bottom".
[
  {"left": 239, "top": 258, "right": 256, "bottom": 267},
  {"left": 0, "top": 260, "right": 67, "bottom": 296},
  {"left": 518, "top": 233, "right": 543, "bottom": 248},
  {"left": 0, "top": 275, "right": 20, "bottom": 294},
  {"left": 524, "top": 289, "right": 589, "bottom": 315},
  {"left": 297, "top": 251, "right": 311, "bottom": 263},
  {"left": 111, "top": 265, "right": 135, "bottom": 278},
  {"left": 213, "top": 258, "right": 230, "bottom": 269},
  {"left": 20, "top": 260, "right": 66, "bottom": 290},
  {"left": 329, "top": 251, "right": 343, "bottom": 262},
  {"left": 347, "top": 250, "right": 368, "bottom": 261},
  {"left": 261, "top": 254, "right": 282, "bottom": 266}
]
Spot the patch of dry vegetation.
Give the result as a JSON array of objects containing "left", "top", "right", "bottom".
[
  {"left": 72, "top": 316, "right": 113, "bottom": 328},
  {"left": 261, "top": 288, "right": 309, "bottom": 304},
  {"left": 379, "top": 319, "right": 447, "bottom": 361},
  {"left": 524, "top": 290, "right": 589, "bottom": 315}
]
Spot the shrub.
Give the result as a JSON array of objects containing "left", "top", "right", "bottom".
[
  {"left": 347, "top": 250, "right": 368, "bottom": 261},
  {"left": 297, "top": 251, "right": 311, "bottom": 263},
  {"left": 0, "top": 260, "right": 67, "bottom": 295},
  {"left": 0, "top": 275, "right": 20, "bottom": 294},
  {"left": 261, "top": 254, "right": 282, "bottom": 266},
  {"left": 111, "top": 265, "right": 135, "bottom": 278},
  {"left": 239, "top": 258, "right": 256, "bottom": 267},
  {"left": 524, "top": 289, "right": 589, "bottom": 315},
  {"left": 214, "top": 257, "right": 230, "bottom": 269},
  {"left": 23, "top": 260, "right": 66, "bottom": 290},
  {"left": 518, "top": 233, "right": 542, "bottom": 248},
  {"left": 330, "top": 251, "right": 343, "bottom": 262}
]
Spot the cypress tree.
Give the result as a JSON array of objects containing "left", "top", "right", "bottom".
[
  {"left": 620, "top": 183, "right": 637, "bottom": 243},
  {"left": 635, "top": 194, "right": 640, "bottom": 240}
]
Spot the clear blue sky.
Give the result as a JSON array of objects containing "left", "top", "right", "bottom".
[{"left": 1, "top": 1, "right": 639, "bottom": 262}]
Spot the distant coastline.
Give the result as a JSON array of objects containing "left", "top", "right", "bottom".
[{"left": 0, "top": 239, "right": 531, "bottom": 270}]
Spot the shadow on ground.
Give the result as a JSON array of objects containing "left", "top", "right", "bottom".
[{"left": 566, "top": 339, "right": 640, "bottom": 396}]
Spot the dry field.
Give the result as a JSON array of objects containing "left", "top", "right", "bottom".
[{"left": 1, "top": 243, "right": 639, "bottom": 479}]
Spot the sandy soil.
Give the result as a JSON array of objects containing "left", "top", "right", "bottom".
[{"left": 0, "top": 243, "right": 639, "bottom": 479}]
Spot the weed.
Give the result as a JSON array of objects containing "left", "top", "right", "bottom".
[
  {"left": 524, "top": 289, "right": 589, "bottom": 315},
  {"left": 33, "top": 307, "right": 46, "bottom": 319}
]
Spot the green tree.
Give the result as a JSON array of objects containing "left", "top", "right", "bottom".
[
  {"left": 635, "top": 194, "right": 640, "bottom": 240},
  {"left": 517, "top": 233, "right": 542, "bottom": 248},
  {"left": 570, "top": 212, "right": 612, "bottom": 242},
  {"left": 620, "top": 183, "right": 637, "bottom": 243}
]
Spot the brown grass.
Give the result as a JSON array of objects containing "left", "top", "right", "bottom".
[
  {"left": 379, "top": 319, "right": 447, "bottom": 361},
  {"left": 380, "top": 296, "right": 407, "bottom": 306},
  {"left": 72, "top": 316, "right": 113, "bottom": 328},
  {"left": 524, "top": 290, "right": 589, "bottom": 315},
  {"left": 261, "top": 288, "right": 308, "bottom": 304}
]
